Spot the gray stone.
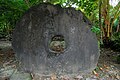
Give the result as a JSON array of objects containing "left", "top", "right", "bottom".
[
  {"left": 0, "top": 66, "right": 16, "bottom": 78},
  {"left": 10, "top": 72, "right": 32, "bottom": 80},
  {"left": 0, "top": 66, "right": 31, "bottom": 80},
  {"left": 0, "top": 41, "right": 11, "bottom": 50},
  {"left": 12, "top": 3, "right": 100, "bottom": 75}
]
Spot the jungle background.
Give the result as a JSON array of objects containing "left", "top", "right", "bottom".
[{"left": 0, "top": 0, "right": 120, "bottom": 80}]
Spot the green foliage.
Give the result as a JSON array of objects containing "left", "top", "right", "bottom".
[
  {"left": 0, "top": 0, "right": 99, "bottom": 38},
  {"left": 111, "top": 32, "right": 120, "bottom": 51},
  {"left": 111, "top": 32, "right": 120, "bottom": 42},
  {"left": 0, "top": 0, "right": 28, "bottom": 38},
  {"left": 24, "top": 0, "right": 43, "bottom": 7},
  {"left": 0, "top": 24, "right": 8, "bottom": 38},
  {"left": 116, "top": 55, "right": 120, "bottom": 64},
  {"left": 91, "top": 26, "right": 100, "bottom": 35},
  {"left": 77, "top": 0, "right": 98, "bottom": 16},
  {"left": 112, "top": 17, "right": 120, "bottom": 32},
  {"left": 0, "top": 0, "right": 119, "bottom": 44},
  {"left": 113, "top": 18, "right": 119, "bottom": 27}
]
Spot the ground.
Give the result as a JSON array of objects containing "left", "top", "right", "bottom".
[{"left": 0, "top": 40, "right": 120, "bottom": 80}]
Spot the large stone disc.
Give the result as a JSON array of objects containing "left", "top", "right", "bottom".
[{"left": 12, "top": 3, "right": 100, "bottom": 75}]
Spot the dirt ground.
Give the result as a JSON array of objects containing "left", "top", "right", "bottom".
[{"left": 0, "top": 40, "right": 120, "bottom": 80}]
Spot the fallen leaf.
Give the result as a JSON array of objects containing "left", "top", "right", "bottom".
[
  {"left": 51, "top": 73, "right": 57, "bottom": 80},
  {"left": 103, "top": 64, "right": 109, "bottom": 69},
  {"left": 115, "top": 74, "right": 120, "bottom": 79},
  {"left": 93, "top": 70, "right": 99, "bottom": 77},
  {"left": 99, "top": 67, "right": 103, "bottom": 71}
]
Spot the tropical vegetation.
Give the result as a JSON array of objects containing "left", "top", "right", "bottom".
[{"left": 0, "top": 0, "right": 120, "bottom": 49}]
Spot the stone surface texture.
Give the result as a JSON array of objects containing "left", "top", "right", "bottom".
[{"left": 12, "top": 3, "right": 100, "bottom": 75}]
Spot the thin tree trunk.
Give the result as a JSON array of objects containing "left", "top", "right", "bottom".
[
  {"left": 116, "top": 24, "right": 119, "bottom": 32},
  {"left": 107, "top": 0, "right": 110, "bottom": 38},
  {"left": 99, "top": 0, "right": 103, "bottom": 44}
]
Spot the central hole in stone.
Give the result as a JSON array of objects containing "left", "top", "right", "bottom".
[{"left": 49, "top": 35, "right": 66, "bottom": 53}]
